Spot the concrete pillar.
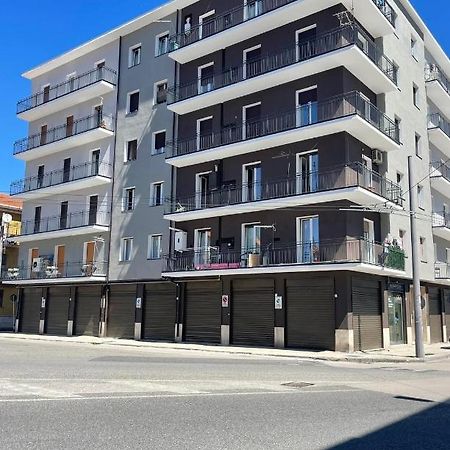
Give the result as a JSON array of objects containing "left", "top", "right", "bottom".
[
  {"left": 382, "top": 282, "right": 390, "bottom": 349},
  {"left": 334, "top": 273, "right": 353, "bottom": 353},
  {"left": 15, "top": 288, "right": 23, "bottom": 333},
  {"left": 274, "top": 276, "right": 285, "bottom": 349},
  {"left": 39, "top": 287, "right": 47, "bottom": 335},
  {"left": 221, "top": 278, "right": 231, "bottom": 346},
  {"left": 99, "top": 286, "right": 108, "bottom": 338},
  {"left": 175, "top": 282, "right": 184, "bottom": 343},
  {"left": 134, "top": 284, "right": 144, "bottom": 341},
  {"left": 67, "top": 286, "right": 76, "bottom": 337}
]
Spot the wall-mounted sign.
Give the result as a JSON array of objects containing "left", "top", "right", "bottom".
[
  {"left": 221, "top": 295, "right": 229, "bottom": 308},
  {"left": 136, "top": 297, "right": 142, "bottom": 309},
  {"left": 275, "top": 294, "right": 283, "bottom": 310},
  {"left": 41, "top": 297, "right": 46, "bottom": 309}
]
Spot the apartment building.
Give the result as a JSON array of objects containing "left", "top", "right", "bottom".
[{"left": 5, "top": 0, "right": 450, "bottom": 351}]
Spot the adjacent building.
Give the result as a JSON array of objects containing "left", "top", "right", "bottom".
[{"left": 5, "top": 0, "right": 450, "bottom": 350}]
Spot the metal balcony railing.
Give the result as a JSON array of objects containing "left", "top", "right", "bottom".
[
  {"left": 2, "top": 261, "right": 108, "bottom": 281},
  {"left": 430, "top": 161, "right": 450, "bottom": 182},
  {"left": 425, "top": 64, "right": 450, "bottom": 93},
  {"left": 13, "top": 113, "right": 115, "bottom": 155},
  {"left": 167, "top": 91, "right": 400, "bottom": 158},
  {"left": 168, "top": 25, "right": 397, "bottom": 104},
  {"left": 428, "top": 113, "right": 450, "bottom": 138},
  {"left": 435, "top": 262, "right": 450, "bottom": 279},
  {"left": 168, "top": 0, "right": 395, "bottom": 52},
  {"left": 10, "top": 162, "right": 112, "bottom": 196},
  {"left": 432, "top": 211, "right": 450, "bottom": 229},
  {"left": 19, "top": 210, "right": 110, "bottom": 236},
  {"left": 164, "top": 238, "right": 405, "bottom": 272},
  {"left": 167, "top": 162, "right": 402, "bottom": 214},
  {"left": 17, "top": 67, "right": 117, "bottom": 114}
]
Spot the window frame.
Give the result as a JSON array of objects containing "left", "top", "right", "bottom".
[
  {"left": 120, "top": 237, "right": 134, "bottom": 262},
  {"left": 122, "top": 186, "right": 136, "bottom": 212},
  {"left": 128, "top": 43, "right": 142, "bottom": 68},
  {"left": 126, "top": 90, "right": 140, "bottom": 115},
  {"left": 155, "top": 31, "right": 170, "bottom": 56},
  {"left": 150, "top": 181, "right": 164, "bottom": 207},
  {"left": 152, "top": 130, "right": 167, "bottom": 155},
  {"left": 148, "top": 234, "right": 163, "bottom": 260}
]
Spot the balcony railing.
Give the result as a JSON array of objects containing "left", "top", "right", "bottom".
[
  {"left": 164, "top": 239, "right": 405, "bottom": 273},
  {"left": 168, "top": 0, "right": 395, "bottom": 51},
  {"left": 168, "top": 25, "right": 397, "bottom": 104},
  {"left": 167, "top": 162, "right": 402, "bottom": 214},
  {"left": 2, "top": 261, "right": 108, "bottom": 281},
  {"left": 13, "top": 113, "right": 114, "bottom": 155},
  {"left": 425, "top": 64, "right": 450, "bottom": 93},
  {"left": 431, "top": 161, "right": 450, "bottom": 182},
  {"left": 435, "top": 262, "right": 450, "bottom": 279},
  {"left": 19, "top": 210, "right": 110, "bottom": 236},
  {"left": 432, "top": 211, "right": 450, "bottom": 229},
  {"left": 17, "top": 67, "right": 117, "bottom": 114},
  {"left": 10, "top": 162, "right": 113, "bottom": 196},
  {"left": 428, "top": 113, "right": 450, "bottom": 138},
  {"left": 168, "top": 91, "right": 400, "bottom": 158}
]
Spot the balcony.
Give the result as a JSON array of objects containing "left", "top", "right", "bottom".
[
  {"left": 168, "top": 0, "right": 396, "bottom": 63},
  {"left": 10, "top": 162, "right": 113, "bottom": 200},
  {"left": 167, "top": 91, "right": 400, "bottom": 167},
  {"left": 168, "top": 25, "right": 398, "bottom": 115},
  {"left": 430, "top": 161, "right": 450, "bottom": 197},
  {"left": 2, "top": 261, "right": 107, "bottom": 285},
  {"left": 14, "top": 113, "right": 115, "bottom": 161},
  {"left": 13, "top": 210, "right": 110, "bottom": 243},
  {"left": 165, "top": 162, "right": 402, "bottom": 222},
  {"left": 432, "top": 211, "right": 450, "bottom": 241},
  {"left": 428, "top": 114, "right": 450, "bottom": 158},
  {"left": 425, "top": 65, "right": 450, "bottom": 118},
  {"left": 435, "top": 262, "right": 450, "bottom": 280},
  {"left": 17, "top": 67, "right": 117, "bottom": 121},
  {"left": 163, "top": 238, "right": 405, "bottom": 277}
]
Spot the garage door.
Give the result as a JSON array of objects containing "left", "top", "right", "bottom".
[
  {"left": 231, "top": 279, "right": 274, "bottom": 347},
  {"left": 353, "top": 278, "right": 382, "bottom": 351},
  {"left": 74, "top": 286, "right": 101, "bottom": 336},
  {"left": 287, "top": 277, "right": 335, "bottom": 350},
  {"left": 107, "top": 285, "right": 136, "bottom": 339},
  {"left": 184, "top": 282, "right": 221, "bottom": 344},
  {"left": 20, "top": 288, "right": 41, "bottom": 334},
  {"left": 46, "top": 287, "right": 70, "bottom": 335},
  {"left": 429, "top": 288, "right": 443, "bottom": 344},
  {"left": 143, "top": 283, "right": 177, "bottom": 341}
]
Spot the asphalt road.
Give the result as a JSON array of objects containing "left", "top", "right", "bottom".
[{"left": 0, "top": 338, "right": 449, "bottom": 449}]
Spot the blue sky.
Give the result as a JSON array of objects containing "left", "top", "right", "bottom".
[{"left": 0, "top": 0, "right": 448, "bottom": 193}]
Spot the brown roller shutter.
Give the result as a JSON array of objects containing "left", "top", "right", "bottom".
[
  {"left": 429, "top": 288, "right": 443, "bottom": 343},
  {"left": 231, "top": 279, "right": 274, "bottom": 347},
  {"left": 46, "top": 287, "right": 70, "bottom": 335},
  {"left": 74, "top": 286, "right": 101, "bottom": 336},
  {"left": 352, "top": 278, "right": 382, "bottom": 351},
  {"left": 184, "top": 281, "right": 221, "bottom": 343},
  {"left": 107, "top": 284, "right": 136, "bottom": 339},
  {"left": 286, "top": 277, "right": 335, "bottom": 350},
  {"left": 143, "top": 283, "right": 177, "bottom": 341},
  {"left": 20, "top": 288, "right": 41, "bottom": 334}
]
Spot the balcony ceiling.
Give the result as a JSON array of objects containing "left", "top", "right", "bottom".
[
  {"left": 12, "top": 225, "right": 109, "bottom": 243},
  {"left": 426, "top": 80, "right": 450, "bottom": 120}
]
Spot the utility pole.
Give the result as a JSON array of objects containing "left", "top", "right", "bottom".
[{"left": 408, "top": 156, "right": 425, "bottom": 358}]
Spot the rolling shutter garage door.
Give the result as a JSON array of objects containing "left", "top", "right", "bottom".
[
  {"left": 287, "top": 277, "right": 335, "bottom": 350},
  {"left": 107, "top": 285, "right": 136, "bottom": 339},
  {"left": 20, "top": 288, "right": 41, "bottom": 334},
  {"left": 184, "top": 281, "right": 221, "bottom": 344},
  {"left": 352, "top": 278, "right": 383, "bottom": 351},
  {"left": 143, "top": 283, "right": 177, "bottom": 341},
  {"left": 74, "top": 286, "right": 101, "bottom": 336},
  {"left": 46, "top": 287, "right": 70, "bottom": 335},
  {"left": 231, "top": 279, "right": 274, "bottom": 347},
  {"left": 429, "top": 288, "right": 443, "bottom": 343}
]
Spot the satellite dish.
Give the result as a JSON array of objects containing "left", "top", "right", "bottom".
[{"left": 2, "top": 214, "right": 12, "bottom": 224}]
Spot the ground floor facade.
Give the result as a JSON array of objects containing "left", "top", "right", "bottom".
[{"left": 11, "top": 271, "right": 450, "bottom": 351}]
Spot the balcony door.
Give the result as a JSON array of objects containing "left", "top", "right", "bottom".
[
  {"left": 194, "top": 228, "right": 211, "bottom": 266},
  {"left": 88, "top": 195, "right": 98, "bottom": 226},
  {"left": 243, "top": 45, "right": 262, "bottom": 79},
  {"left": 361, "top": 155, "right": 373, "bottom": 189},
  {"left": 242, "top": 162, "right": 262, "bottom": 202},
  {"left": 91, "top": 150, "right": 100, "bottom": 176},
  {"left": 243, "top": 102, "right": 261, "bottom": 140},
  {"left": 244, "top": 0, "right": 263, "bottom": 20},
  {"left": 40, "top": 125, "right": 47, "bottom": 146},
  {"left": 198, "top": 63, "right": 214, "bottom": 94},
  {"left": 296, "top": 25, "right": 317, "bottom": 62},
  {"left": 56, "top": 245, "right": 65, "bottom": 275},
  {"left": 66, "top": 115, "right": 74, "bottom": 137},
  {"left": 296, "top": 151, "right": 319, "bottom": 194},
  {"left": 63, "top": 158, "right": 71, "bottom": 183},
  {"left": 363, "top": 219, "right": 375, "bottom": 264},
  {"left": 296, "top": 87, "right": 318, "bottom": 127},
  {"left": 296, "top": 216, "right": 319, "bottom": 263},
  {"left": 43, "top": 85, "right": 50, "bottom": 103},
  {"left": 60, "top": 201, "right": 68, "bottom": 229},
  {"left": 33, "top": 206, "right": 41, "bottom": 234},
  {"left": 199, "top": 10, "right": 215, "bottom": 39},
  {"left": 196, "top": 116, "right": 213, "bottom": 150},
  {"left": 37, "top": 165, "right": 45, "bottom": 189},
  {"left": 242, "top": 223, "right": 261, "bottom": 256},
  {"left": 195, "top": 171, "right": 211, "bottom": 209}
]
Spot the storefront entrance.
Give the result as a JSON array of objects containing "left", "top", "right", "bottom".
[{"left": 388, "top": 292, "right": 406, "bottom": 344}]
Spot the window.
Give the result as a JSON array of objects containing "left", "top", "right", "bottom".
[
  {"left": 123, "top": 187, "right": 136, "bottom": 212},
  {"left": 150, "top": 182, "right": 164, "bottom": 206},
  {"left": 152, "top": 131, "right": 166, "bottom": 155},
  {"left": 156, "top": 32, "right": 169, "bottom": 56},
  {"left": 120, "top": 238, "right": 133, "bottom": 262},
  {"left": 155, "top": 81, "right": 168, "bottom": 104},
  {"left": 129, "top": 44, "right": 142, "bottom": 68},
  {"left": 415, "top": 133, "right": 421, "bottom": 157},
  {"left": 148, "top": 235, "right": 163, "bottom": 260},
  {"left": 127, "top": 91, "right": 140, "bottom": 114},
  {"left": 296, "top": 216, "right": 319, "bottom": 263},
  {"left": 417, "top": 185, "right": 424, "bottom": 209},
  {"left": 411, "top": 37, "right": 417, "bottom": 60},
  {"left": 125, "top": 139, "right": 138, "bottom": 161},
  {"left": 396, "top": 171, "right": 403, "bottom": 185},
  {"left": 419, "top": 237, "right": 426, "bottom": 262},
  {"left": 199, "top": 10, "right": 215, "bottom": 39},
  {"left": 413, "top": 84, "right": 419, "bottom": 107},
  {"left": 398, "top": 229, "right": 406, "bottom": 250}
]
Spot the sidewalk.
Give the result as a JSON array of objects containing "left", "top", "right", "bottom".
[{"left": 1, "top": 332, "right": 449, "bottom": 363}]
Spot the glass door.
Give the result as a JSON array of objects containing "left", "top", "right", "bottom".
[
  {"left": 243, "top": 224, "right": 261, "bottom": 255},
  {"left": 195, "top": 229, "right": 211, "bottom": 266},
  {"left": 363, "top": 219, "right": 375, "bottom": 264},
  {"left": 388, "top": 292, "right": 406, "bottom": 344},
  {"left": 296, "top": 88, "right": 318, "bottom": 127},
  {"left": 296, "top": 152, "right": 319, "bottom": 194},
  {"left": 297, "top": 216, "right": 319, "bottom": 263},
  {"left": 245, "top": 0, "right": 263, "bottom": 20},
  {"left": 195, "top": 172, "right": 210, "bottom": 209},
  {"left": 243, "top": 164, "right": 262, "bottom": 202},
  {"left": 361, "top": 155, "right": 373, "bottom": 189}
]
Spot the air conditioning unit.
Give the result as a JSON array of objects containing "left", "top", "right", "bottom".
[
  {"left": 32, "top": 257, "right": 43, "bottom": 273},
  {"left": 372, "top": 149, "right": 383, "bottom": 165},
  {"left": 174, "top": 231, "right": 188, "bottom": 252}
]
